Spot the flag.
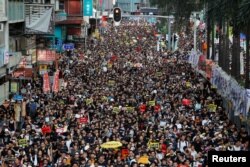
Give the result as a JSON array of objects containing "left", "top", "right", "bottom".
[
  {"left": 43, "top": 72, "right": 50, "bottom": 93},
  {"left": 52, "top": 70, "right": 60, "bottom": 93}
]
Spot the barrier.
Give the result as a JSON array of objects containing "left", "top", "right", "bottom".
[{"left": 187, "top": 52, "right": 249, "bottom": 133}]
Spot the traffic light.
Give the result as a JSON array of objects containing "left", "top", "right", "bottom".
[{"left": 113, "top": 7, "right": 122, "bottom": 22}]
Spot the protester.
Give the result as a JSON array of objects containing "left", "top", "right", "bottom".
[{"left": 0, "top": 19, "right": 249, "bottom": 167}]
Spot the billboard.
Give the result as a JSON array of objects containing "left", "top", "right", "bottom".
[{"left": 37, "top": 50, "right": 56, "bottom": 62}]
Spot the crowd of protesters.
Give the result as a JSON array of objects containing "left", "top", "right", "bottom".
[{"left": 0, "top": 20, "right": 249, "bottom": 167}]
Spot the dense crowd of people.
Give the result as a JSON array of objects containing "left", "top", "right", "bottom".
[{"left": 0, "top": 20, "right": 249, "bottom": 167}]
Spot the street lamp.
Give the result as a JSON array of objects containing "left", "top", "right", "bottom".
[
  {"left": 168, "top": 18, "right": 173, "bottom": 51},
  {"left": 82, "top": 23, "right": 90, "bottom": 51}
]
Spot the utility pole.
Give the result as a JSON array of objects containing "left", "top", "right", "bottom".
[
  {"left": 194, "top": 12, "right": 197, "bottom": 53},
  {"left": 168, "top": 17, "right": 171, "bottom": 50}
]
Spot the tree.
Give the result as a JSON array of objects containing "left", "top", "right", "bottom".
[{"left": 149, "top": 0, "right": 203, "bottom": 33}]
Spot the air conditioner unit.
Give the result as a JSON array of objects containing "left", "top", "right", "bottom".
[{"left": 0, "top": 23, "right": 4, "bottom": 31}]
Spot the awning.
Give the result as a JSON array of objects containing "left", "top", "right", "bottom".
[{"left": 56, "top": 19, "right": 83, "bottom": 25}]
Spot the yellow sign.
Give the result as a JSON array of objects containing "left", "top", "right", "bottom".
[
  {"left": 113, "top": 107, "right": 120, "bottom": 113},
  {"left": 108, "top": 80, "right": 115, "bottom": 86},
  {"left": 10, "top": 82, "right": 18, "bottom": 93},
  {"left": 156, "top": 72, "right": 162, "bottom": 77},
  {"left": 126, "top": 107, "right": 134, "bottom": 112},
  {"left": 86, "top": 98, "right": 93, "bottom": 105},
  {"left": 148, "top": 142, "right": 160, "bottom": 149},
  {"left": 102, "top": 96, "right": 108, "bottom": 102},
  {"left": 39, "top": 64, "right": 47, "bottom": 71},
  {"left": 108, "top": 63, "right": 113, "bottom": 68},
  {"left": 18, "top": 139, "right": 28, "bottom": 147},
  {"left": 207, "top": 104, "right": 217, "bottom": 112},
  {"left": 148, "top": 101, "right": 155, "bottom": 106},
  {"left": 186, "top": 82, "right": 191, "bottom": 87}
]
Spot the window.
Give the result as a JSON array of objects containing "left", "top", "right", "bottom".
[{"left": 59, "top": 0, "right": 64, "bottom": 10}]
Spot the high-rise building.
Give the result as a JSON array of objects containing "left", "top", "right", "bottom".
[
  {"left": 0, "top": 0, "right": 9, "bottom": 103},
  {"left": 116, "top": 0, "right": 141, "bottom": 13}
]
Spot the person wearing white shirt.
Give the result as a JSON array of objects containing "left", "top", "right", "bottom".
[{"left": 178, "top": 135, "right": 189, "bottom": 152}]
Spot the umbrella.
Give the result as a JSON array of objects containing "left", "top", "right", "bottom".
[{"left": 100, "top": 141, "right": 122, "bottom": 149}]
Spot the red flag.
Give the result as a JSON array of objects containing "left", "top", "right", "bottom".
[
  {"left": 43, "top": 72, "right": 50, "bottom": 93},
  {"left": 52, "top": 70, "right": 60, "bottom": 93}
]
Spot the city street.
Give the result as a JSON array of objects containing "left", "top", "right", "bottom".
[{"left": 0, "top": 20, "right": 249, "bottom": 167}]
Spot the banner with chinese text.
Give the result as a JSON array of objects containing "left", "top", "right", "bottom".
[{"left": 43, "top": 72, "right": 50, "bottom": 93}]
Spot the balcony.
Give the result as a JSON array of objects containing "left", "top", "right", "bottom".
[{"left": 8, "top": 0, "right": 25, "bottom": 23}]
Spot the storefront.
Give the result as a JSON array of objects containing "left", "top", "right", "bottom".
[{"left": 36, "top": 49, "right": 56, "bottom": 76}]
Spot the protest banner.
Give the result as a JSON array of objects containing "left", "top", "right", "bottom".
[
  {"left": 186, "top": 82, "right": 191, "bottom": 88},
  {"left": 148, "top": 101, "right": 155, "bottom": 106},
  {"left": 43, "top": 72, "right": 50, "bottom": 93},
  {"left": 108, "top": 80, "right": 115, "bottom": 86},
  {"left": 148, "top": 142, "right": 160, "bottom": 149},
  {"left": 126, "top": 107, "right": 134, "bottom": 112},
  {"left": 79, "top": 116, "right": 89, "bottom": 124},
  {"left": 41, "top": 126, "right": 51, "bottom": 134},
  {"left": 18, "top": 139, "right": 28, "bottom": 147},
  {"left": 86, "top": 98, "right": 93, "bottom": 105},
  {"left": 207, "top": 104, "right": 217, "bottom": 112},
  {"left": 113, "top": 107, "right": 120, "bottom": 113},
  {"left": 52, "top": 70, "right": 60, "bottom": 93}
]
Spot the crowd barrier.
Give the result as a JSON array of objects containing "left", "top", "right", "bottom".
[{"left": 188, "top": 51, "right": 250, "bottom": 134}]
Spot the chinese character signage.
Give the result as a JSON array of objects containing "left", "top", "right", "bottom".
[
  {"left": 83, "top": 0, "right": 93, "bottom": 16},
  {"left": 37, "top": 50, "right": 56, "bottom": 62},
  {"left": 43, "top": 72, "right": 50, "bottom": 93}
]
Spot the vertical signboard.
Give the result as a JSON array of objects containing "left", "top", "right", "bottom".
[
  {"left": 0, "top": 47, "right": 4, "bottom": 66},
  {"left": 10, "top": 82, "right": 18, "bottom": 93},
  {"left": 43, "top": 72, "right": 51, "bottom": 93},
  {"left": 83, "top": 0, "right": 93, "bottom": 16},
  {"left": 4, "top": 51, "right": 9, "bottom": 64},
  {"left": 52, "top": 70, "right": 60, "bottom": 93}
]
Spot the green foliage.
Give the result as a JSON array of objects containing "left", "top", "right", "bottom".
[
  {"left": 150, "top": 0, "right": 249, "bottom": 34},
  {"left": 149, "top": 0, "right": 204, "bottom": 32}
]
